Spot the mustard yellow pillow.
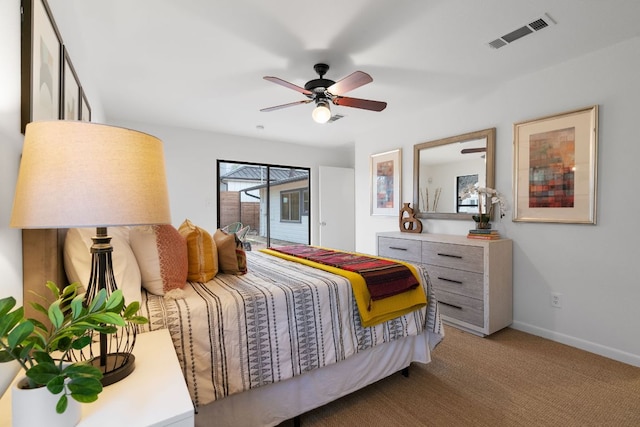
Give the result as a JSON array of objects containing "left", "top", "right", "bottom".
[
  {"left": 213, "top": 229, "right": 241, "bottom": 274},
  {"left": 178, "top": 219, "right": 218, "bottom": 282}
]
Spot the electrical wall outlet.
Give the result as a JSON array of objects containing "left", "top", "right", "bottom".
[{"left": 551, "top": 292, "right": 563, "bottom": 308}]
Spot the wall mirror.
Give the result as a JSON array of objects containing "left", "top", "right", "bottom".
[{"left": 413, "top": 128, "right": 496, "bottom": 220}]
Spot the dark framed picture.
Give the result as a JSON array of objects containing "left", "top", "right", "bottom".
[
  {"left": 21, "top": 0, "right": 63, "bottom": 133},
  {"left": 513, "top": 105, "right": 598, "bottom": 224},
  {"left": 62, "top": 46, "right": 80, "bottom": 120},
  {"left": 80, "top": 88, "right": 92, "bottom": 122}
]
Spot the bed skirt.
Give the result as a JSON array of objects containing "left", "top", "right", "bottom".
[{"left": 194, "top": 328, "right": 439, "bottom": 427}]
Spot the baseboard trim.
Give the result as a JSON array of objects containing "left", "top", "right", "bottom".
[{"left": 511, "top": 321, "right": 640, "bottom": 368}]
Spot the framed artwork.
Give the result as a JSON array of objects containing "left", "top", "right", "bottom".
[
  {"left": 62, "top": 47, "right": 80, "bottom": 120},
  {"left": 21, "top": 0, "right": 63, "bottom": 133},
  {"left": 80, "top": 89, "right": 92, "bottom": 122},
  {"left": 370, "top": 149, "right": 401, "bottom": 216},
  {"left": 513, "top": 105, "right": 598, "bottom": 224}
]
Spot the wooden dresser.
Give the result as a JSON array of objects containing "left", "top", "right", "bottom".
[{"left": 377, "top": 232, "right": 513, "bottom": 336}]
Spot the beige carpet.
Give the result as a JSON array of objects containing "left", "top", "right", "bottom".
[{"left": 294, "top": 326, "right": 640, "bottom": 426}]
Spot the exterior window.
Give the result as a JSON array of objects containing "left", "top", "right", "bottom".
[
  {"left": 281, "top": 190, "right": 301, "bottom": 222},
  {"left": 302, "top": 189, "right": 309, "bottom": 215}
]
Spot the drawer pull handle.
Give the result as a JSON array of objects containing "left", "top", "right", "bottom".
[
  {"left": 438, "top": 277, "right": 463, "bottom": 285},
  {"left": 437, "top": 252, "right": 462, "bottom": 259},
  {"left": 439, "top": 301, "right": 463, "bottom": 310},
  {"left": 388, "top": 246, "right": 408, "bottom": 251}
]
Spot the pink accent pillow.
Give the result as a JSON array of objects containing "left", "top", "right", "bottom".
[{"left": 129, "top": 225, "right": 188, "bottom": 295}]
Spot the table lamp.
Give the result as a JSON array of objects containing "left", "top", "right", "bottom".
[{"left": 10, "top": 120, "right": 172, "bottom": 385}]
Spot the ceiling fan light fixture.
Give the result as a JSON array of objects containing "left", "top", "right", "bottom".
[{"left": 312, "top": 100, "right": 331, "bottom": 124}]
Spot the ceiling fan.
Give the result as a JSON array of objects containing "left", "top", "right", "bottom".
[
  {"left": 461, "top": 148, "right": 486, "bottom": 154},
  {"left": 261, "top": 63, "right": 387, "bottom": 123}
]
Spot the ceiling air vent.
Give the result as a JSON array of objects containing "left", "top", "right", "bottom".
[
  {"left": 488, "top": 13, "right": 556, "bottom": 49},
  {"left": 327, "top": 114, "right": 344, "bottom": 123}
]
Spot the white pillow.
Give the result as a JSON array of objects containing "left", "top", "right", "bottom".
[
  {"left": 128, "top": 225, "right": 188, "bottom": 296},
  {"left": 63, "top": 227, "right": 142, "bottom": 306}
]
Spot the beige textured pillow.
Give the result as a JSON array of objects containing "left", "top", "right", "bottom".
[
  {"left": 178, "top": 219, "right": 218, "bottom": 282},
  {"left": 129, "top": 224, "right": 188, "bottom": 295},
  {"left": 213, "top": 229, "right": 241, "bottom": 274},
  {"left": 63, "top": 227, "right": 142, "bottom": 305}
]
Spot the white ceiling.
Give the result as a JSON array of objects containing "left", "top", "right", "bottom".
[{"left": 48, "top": 0, "right": 640, "bottom": 148}]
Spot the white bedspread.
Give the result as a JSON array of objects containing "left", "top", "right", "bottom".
[{"left": 138, "top": 251, "right": 442, "bottom": 408}]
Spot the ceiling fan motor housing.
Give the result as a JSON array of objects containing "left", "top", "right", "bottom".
[{"left": 305, "top": 63, "right": 335, "bottom": 95}]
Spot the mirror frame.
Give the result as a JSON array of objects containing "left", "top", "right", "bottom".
[{"left": 413, "top": 127, "right": 496, "bottom": 220}]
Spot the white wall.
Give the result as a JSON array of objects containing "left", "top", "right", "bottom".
[
  {"left": 355, "top": 37, "right": 640, "bottom": 367},
  {"left": 0, "top": 0, "right": 26, "bottom": 393},
  {"left": 111, "top": 119, "right": 353, "bottom": 244}
]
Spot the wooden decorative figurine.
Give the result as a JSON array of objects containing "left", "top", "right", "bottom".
[{"left": 399, "top": 203, "right": 422, "bottom": 233}]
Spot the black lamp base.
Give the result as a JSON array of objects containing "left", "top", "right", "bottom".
[{"left": 90, "top": 353, "right": 136, "bottom": 386}]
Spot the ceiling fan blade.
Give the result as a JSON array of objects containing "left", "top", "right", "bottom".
[
  {"left": 461, "top": 148, "right": 486, "bottom": 154},
  {"left": 333, "top": 96, "right": 387, "bottom": 112},
  {"left": 260, "top": 99, "right": 312, "bottom": 112},
  {"left": 263, "top": 76, "right": 313, "bottom": 95},
  {"left": 327, "top": 71, "right": 373, "bottom": 95}
]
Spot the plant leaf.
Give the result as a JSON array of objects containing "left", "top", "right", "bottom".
[
  {"left": 46, "top": 375, "right": 65, "bottom": 394},
  {"left": 56, "top": 394, "right": 68, "bottom": 414},
  {"left": 0, "top": 350, "right": 16, "bottom": 363},
  {"left": 104, "top": 289, "right": 124, "bottom": 311},
  {"left": 70, "top": 335, "right": 92, "bottom": 350},
  {"left": 29, "top": 301, "right": 48, "bottom": 317},
  {"left": 0, "top": 296, "right": 16, "bottom": 317},
  {"left": 65, "top": 363, "right": 103, "bottom": 379},
  {"left": 31, "top": 350, "right": 54, "bottom": 365},
  {"left": 90, "top": 312, "right": 126, "bottom": 326},
  {"left": 123, "top": 301, "right": 140, "bottom": 317},
  {"left": 28, "top": 317, "right": 48, "bottom": 334},
  {"left": 68, "top": 376, "right": 102, "bottom": 397},
  {"left": 70, "top": 294, "right": 85, "bottom": 320},
  {"left": 45, "top": 281, "right": 60, "bottom": 300},
  {"left": 88, "top": 289, "right": 107, "bottom": 313},
  {"left": 48, "top": 300, "right": 64, "bottom": 329},
  {"left": 7, "top": 320, "right": 34, "bottom": 348},
  {"left": 0, "top": 306, "right": 23, "bottom": 337},
  {"left": 70, "top": 392, "right": 99, "bottom": 404},
  {"left": 26, "top": 362, "right": 60, "bottom": 386}
]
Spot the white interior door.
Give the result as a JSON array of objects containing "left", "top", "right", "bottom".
[{"left": 319, "top": 166, "right": 355, "bottom": 251}]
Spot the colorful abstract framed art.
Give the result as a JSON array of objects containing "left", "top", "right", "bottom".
[
  {"left": 513, "top": 105, "right": 598, "bottom": 224},
  {"left": 370, "top": 149, "right": 401, "bottom": 216}
]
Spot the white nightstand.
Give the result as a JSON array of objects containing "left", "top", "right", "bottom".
[{"left": 0, "top": 329, "right": 194, "bottom": 427}]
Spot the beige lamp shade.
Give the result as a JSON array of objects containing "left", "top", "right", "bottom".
[{"left": 11, "top": 121, "right": 171, "bottom": 228}]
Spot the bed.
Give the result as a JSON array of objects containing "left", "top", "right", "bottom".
[{"left": 21, "top": 226, "right": 444, "bottom": 427}]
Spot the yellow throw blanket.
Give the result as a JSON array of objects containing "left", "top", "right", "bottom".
[{"left": 261, "top": 248, "right": 427, "bottom": 327}]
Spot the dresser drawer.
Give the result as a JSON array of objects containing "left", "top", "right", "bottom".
[
  {"left": 435, "top": 289, "right": 484, "bottom": 327},
  {"left": 427, "top": 264, "right": 483, "bottom": 300},
  {"left": 422, "top": 242, "right": 483, "bottom": 273},
  {"left": 378, "top": 236, "right": 422, "bottom": 263}
]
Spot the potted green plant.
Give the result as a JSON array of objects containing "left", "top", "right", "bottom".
[{"left": 0, "top": 281, "right": 148, "bottom": 421}]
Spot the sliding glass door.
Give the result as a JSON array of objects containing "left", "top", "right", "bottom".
[{"left": 217, "top": 160, "right": 310, "bottom": 250}]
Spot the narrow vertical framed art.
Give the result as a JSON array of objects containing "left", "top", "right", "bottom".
[
  {"left": 62, "top": 46, "right": 81, "bottom": 120},
  {"left": 21, "top": 0, "right": 63, "bottom": 133},
  {"left": 370, "top": 149, "right": 401, "bottom": 216},
  {"left": 80, "top": 89, "right": 92, "bottom": 122},
  {"left": 513, "top": 105, "right": 598, "bottom": 224}
]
